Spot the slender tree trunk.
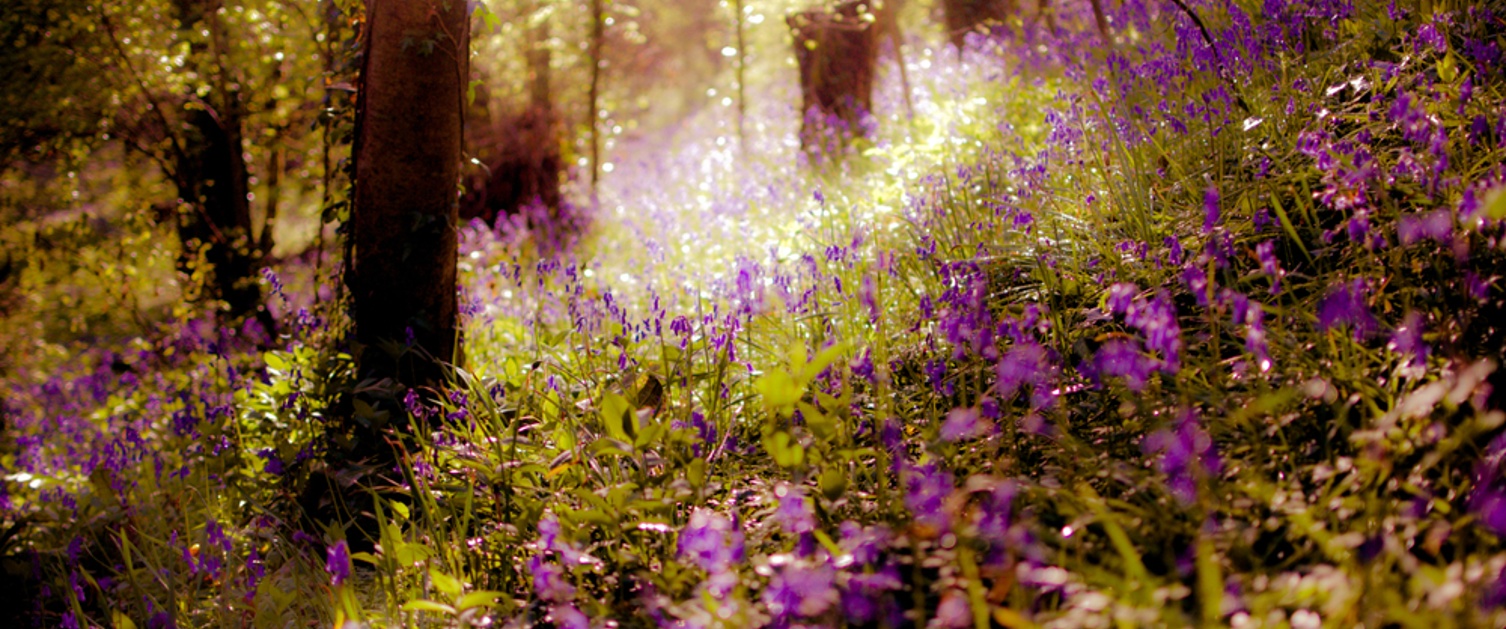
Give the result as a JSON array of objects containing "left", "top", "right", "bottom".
[
  {"left": 788, "top": 1, "right": 881, "bottom": 155},
  {"left": 350, "top": 0, "right": 467, "bottom": 390},
  {"left": 170, "top": 0, "right": 268, "bottom": 328},
  {"left": 527, "top": 2, "right": 552, "bottom": 113},
  {"left": 733, "top": 0, "right": 747, "bottom": 153},
  {"left": 588, "top": 0, "right": 604, "bottom": 204}
]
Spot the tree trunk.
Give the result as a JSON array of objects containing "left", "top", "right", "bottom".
[
  {"left": 170, "top": 0, "right": 268, "bottom": 328},
  {"left": 587, "top": 0, "right": 604, "bottom": 205},
  {"left": 788, "top": 1, "right": 883, "bottom": 156},
  {"left": 941, "top": 0, "right": 1013, "bottom": 50},
  {"left": 350, "top": 0, "right": 467, "bottom": 390}
]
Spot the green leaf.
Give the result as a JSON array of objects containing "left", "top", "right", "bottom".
[
  {"left": 456, "top": 590, "right": 504, "bottom": 611},
  {"left": 599, "top": 391, "right": 634, "bottom": 442},
  {"left": 1483, "top": 185, "right": 1506, "bottom": 221},
  {"left": 764, "top": 431, "right": 806, "bottom": 468},
  {"left": 686, "top": 458, "right": 707, "bottom": 489},
  {"left": 350, "top": 551, "right": 381, "bottom": 566},
  {"left": 754, "top": 370, "right": 801, "bottom": 416},
  {"left": 394, "top": 542, "right": 432, "bottom": 567},
  {"left": 803, "top": 342, "right": 847, "bottom": 381},
  {"left": 819, "top": 464, "right": 847, "bottom": 500},
  {"left": 430, "top": 568, "right": 463, "bottom": 598},
  {"left": 112, "top": 611, "right": 139, "bottom": 629},
  {"left": 400, "top": 600, "right": 456, "bottom": 615},
  {"left": 263, "top": 351, "right": 289, "bottom": 374}
]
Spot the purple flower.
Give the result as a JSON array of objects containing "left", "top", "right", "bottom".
[
  {"left": 1415, "top": 20, "right": 1446, "bottom": 53},
  {"left": 940, "top": 406, "right": 993, "bottom": 442},
  {"left": 1203, "top": 185, "right": 1221, "bottom": 233},
  {"left": 1316, "top": 279, "right": 1379, "bottom": 339},
  {"left": 1256, "top": 241, "right": 1283, "bottom": 294},
  {"left": 1142, "top": 409, "right": 1221, "bottom": 504},
  {"left": 326, "top": 540, "right": 350, "bottom": 586},
  {"left": 1087, "top": 339, "right": 1157, "bottom": 391},
  {"left": 860, "top": 275, "right": 879, "bottom": 323},
  {"left": 1397, "top": 210, "right": 1453, "bottom": 245},
  {"left": 841, "top": 565, "right": 903, "bottom": 625},
  {"left": 933, "top": 591, "right": 974, "bottom": 628},
  {"left": 1470, "top": 436, "right": 1506, "bottom": 537},
  {"left": 850, "top": 349, "right": 876, "bottom": 384},
  {"left": 904, "top": 464, "right": 954, "bottom": 535},
  {"left": 678, "top": 508, "right": 745, "bottom": 588},
  {"left": 973, "top": 481, "right": 1017, "bottom": 545},
  {"left": 1126, "top": 292, "right": 1183, "bottom": 371},
  {"left": 773, "top": 483, "right": 817, "bottom": 537},
  {"left": 530, "top": 555, "right": 576, "bottom": 602},
  {"left": 1237, "top": 297, "right": 1272, "bottom": 372},
  {"left": 1465, "top": 271, "right": 1492, "bottom": 303},
  {"left": 995, "top": 344, "right": 1041, "bottom": 398},
  {"left": 257, "top": 448, "right": 284, "bottom": 476},
  {"left": 1254, "top": 206, "right": 1272, "bottom": 232},
  {"left": 838, "top": 522, "right": 892, "bottom": 567},
  {"left": 1164, "top": 236, "right": 1185, "bottom": 266},
  {"left": 549, "top": 603, "right": 590, "bottom": 629},
  {"left": 763, "top": 560, "right": 837, "bottom": 620},
  {"left": 1182, "top": 264, "right": 1211, "bottom": 307},
  {"left": 925, "top": 359, "right": 950, "bottom": 396},
  {"left": 1106, "top": 283, "right": 1138, "bottom": 316},
  {"left": 538, "top": 512, "right": 591, "bottom": 565},
  {"left": 1389, "top": 311, "right": 1429, "bottom": 368}
]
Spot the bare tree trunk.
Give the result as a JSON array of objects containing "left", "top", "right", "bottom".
[
  {"left": 170, "top": 0, "right": 268, "bottom": 328},
  {"left": 941, "top": 0, "right": 1012, "bottom": 50},
  {"left": 733, "top": 0, "right": 747, "bottom": 153},
  {"left": 788, "top": 1, "right": 882, "bottom": 155},
  {"left": 350, "top": 0, "right": 467, "bottom": 391},
  {"left": 587, "top": 0, "right": 604, "bottom": 205},
  {"left": 527, "top": 2, "right": 553, "bottom": 113}
]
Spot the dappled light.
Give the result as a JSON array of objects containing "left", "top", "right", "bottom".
[{"left": 4, "top": 0, "right": 1506, "bottom": 627}]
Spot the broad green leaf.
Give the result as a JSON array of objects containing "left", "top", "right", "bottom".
[
  {"left": 755, "top": 370, "right": 801, "bottom": 415},
  {"left": 599, "top": 391, "right": 634, "bottom": 442},
  {"left": 112, "top": 611, "right": 138, "bottom": 629},
  {"left": 456, "top": 590, "right": 504, "bottom": 611},
  {"left": 400, "top": 600, "right": 456, "bottom": 615},
  {"left": 1483, "top": 185, "right": 1506, "bottom": 221},
  {"left": 430, "top": 568, "right": 463, "bottom": 598},
  {"left": 395, "top": 542, "right": 432, "bottom": 567}
]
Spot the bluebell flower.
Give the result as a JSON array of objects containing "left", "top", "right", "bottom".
[
  {"left": 1389, "top": 311, "right": 1429, "bottom": 368},
  {"left": 904, "top": 464, "right": 954, "bottom": 535},
  {"left": 840, "top": 565, "right": 903, "bottom": 626},
  {"left": 940, "top": 406, "right": 993, "bottom": 442},
  {"left": 763, "top": 559, "right": 837, "bottom": 621},
  {"left": 838, "top": 522, "right": 891, "bottom": 567},
  {"left": 1203, "top": 185, "right": 1221, "bottom": 233},
  {"left": 1142, "top": 409, "right": 1221, "bottom": 504},
  {"left": 1087, "top": 339, "right": 1157, "bottom": 391},
  {"left": 1316, "top": 279, "right": 1379, "bottom": 339},
  {"left": 549, "top": 603, "right": 590, "bottom": 629},
  {"left": 530, "top": 555, "right": 576, "bottom": 602},
  {"left": 933, "top": 591, "right": 974, "bottom": 628},
  {"left": 326, "top": 540, "right": 350, "bottom": 586},
  {"left": 1256, "top": 241, "right": 1282, "bottom": 294},
  {"left": 772, "top": 483, "right": 817, "bottom": 537},
  {"left": 1397, "top": 210, "right": 1454, "bottom": 245},
  {"left": 678, "top": 508, "right": 744, "bottom": 594}
]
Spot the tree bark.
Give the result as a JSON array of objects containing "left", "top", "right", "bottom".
[
  {"left": 350, "top": 0, "right": 468, "bottom": 389},
  {"left": 788, "top": 1, "right": 883, "bottom": 155},
  {"left": 587, "top": 0, "right": 604, "bottom": 205},
  {"left": 169, "top": 0, "right": 268, "bottom": 328},
  {"left": 941, "top": 0, "right": 1012, "bottom": 50}
]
